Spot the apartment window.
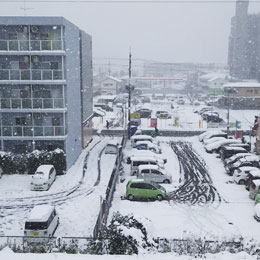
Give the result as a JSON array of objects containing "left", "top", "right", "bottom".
[
  {"left": 52, "top": 117, "right": 61, "bottom": 126},
  {"left": 247, "top": 89, "right": 254, "bottom": 93},
  {"left": 15, "top": 117, "right": 26, "bottom": 126},
  {"left": 8, "top": 33, "right": 17, "bottom": 40},
  {"left": 50, "top": 62, "right": 58, "bottom": 70},
  {"left": 20, "top": 89, "right": 30, "bottom": 98},
  {"left": 43, "top": 90, "right": 51, "bottom": 98}
]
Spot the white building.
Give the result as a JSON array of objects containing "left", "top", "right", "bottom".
[{"left": 99, "top": 76, "right": 122, "bottom": 95}]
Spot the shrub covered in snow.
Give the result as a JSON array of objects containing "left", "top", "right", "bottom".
[
  {"left": 88, "top": 212, "right": 156, "bottom": 255},
  {"left": 0, "top": 149, "right": 66, "bottom": 175}
]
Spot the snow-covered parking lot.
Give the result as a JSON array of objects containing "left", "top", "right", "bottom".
[
  {"left": 110, "top": 137, "right": 260, "bottom": 241},
  {"left": 0, "top": 136, "right": 121, "bottom": 237}
]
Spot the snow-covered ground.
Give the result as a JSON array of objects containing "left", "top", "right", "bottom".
[
  {"left": 0, "top": 247, "right": 257, "bottom": 260},
  {"left": 92, "top": 98, "right": 258, "bottom": 132},
  {"left": 110, "top": 137, "right": 260, "bottom": 241},
  {"left": 0, "top": 136, "right": 121, "bottom": 237}
]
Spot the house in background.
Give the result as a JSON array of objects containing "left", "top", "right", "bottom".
[
  {"left": 99, "top": 76, "right": 122, "bottom": 95},
  {"left": 218, "top": 82, "right": 260, "bottom": 109},
  {"left": 199, "top": 72, "right": 229, "bottom": 94},
  {"left": 0, "top": 16, "right": 93, "bottom": 169}
]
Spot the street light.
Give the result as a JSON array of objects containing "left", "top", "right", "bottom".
[{"left": 126, "top": 84, "right": 134, "bottom": 140}]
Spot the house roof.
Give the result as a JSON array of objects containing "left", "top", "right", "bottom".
[{"left": 100, "top": 76, "right": 122, "bottom": 83}]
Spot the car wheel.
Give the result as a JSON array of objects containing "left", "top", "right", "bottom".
[
  {"left": 157, "top": 195, "right": 163, "bottom": 201},
  {"left": 163, "top": 179, "right": 170, "bottom": 184},
  {"left": 238, "top": 179, "right": 246, "bottom": 185},
  {"left": 128, "top": 194, "right": 134, "bottom": 201}
]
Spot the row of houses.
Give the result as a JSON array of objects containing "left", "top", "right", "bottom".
[{"left": 0, "top": 16, "right": 93, "bottom": 169}]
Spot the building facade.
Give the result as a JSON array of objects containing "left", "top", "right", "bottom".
[
  {"left": 228, "top": 0, "right": 260, "bottom": 81},
  {"left": 0, "top": 16, "right": 93, "bottom": 169},
  {"left": 99, "top": 76, "right": 122, "bottom": 95}
]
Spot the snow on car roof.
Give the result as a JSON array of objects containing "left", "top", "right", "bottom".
[
  {"left": 223, "top": 147, "right": 246, "bottom": 151},
  {"left": 131, "top": 135, "right": 153, "bottom": 140},
  {"left": 107, "top": 140, "right": 119, "bottom": 146},
  {"left": 36, "top": 164, "right": 53, "bottom": 174},
  {"left": 27, "top": 205, "right": 55, "bottom": 222},
  {"left": 138, "top": 164, "right": 159, "bottom": 171},
  {"left": 252, "top": 179, "right": 260, "bottom": 186},
  {"left": 206, "top": 139, "right": 241, "bottom": 149},
  {"left": 247, "top": 169, "right": 260, "bottom": 176},
  {"left": 130, "top": 156, "right": 158, "bottom": 162}
]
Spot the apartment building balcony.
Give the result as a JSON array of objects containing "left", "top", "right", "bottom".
[
  {"left": 0, "top": 69, "right": 64, "bottom": 82},
  {"left": 1, "top": 125, "right": 66, "bottom": 137},
  {"left": 0, "top": 97, "right": 65, "bottom": 110},
  {"left": 0, "top": 40, "right": 64, "bottom": 53}
]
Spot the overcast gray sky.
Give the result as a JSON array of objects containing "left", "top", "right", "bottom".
[{"left": 0, "top": 0, "right": 260, "bottom": 65}]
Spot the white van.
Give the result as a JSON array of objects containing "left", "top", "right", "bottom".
[
  {"left": 131, "top": 135, "right": 155, "bottom": 148},
  {"left": 31, "top": 165, "right": 56, "bottom": 191},
  {"left": 137, "top": 165, "right": 172, "bottom": 183},
  {"left": 130, "top": 156, "right": 164, "bottom": 176},
  {"left": 24, "top": 205, "right": 59, "bottom": 243}
]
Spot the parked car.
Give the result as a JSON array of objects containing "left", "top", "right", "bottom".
[
  {"left": 131, "top": 134, "right": 157, "bottom": 148},
  {"left": 233, "top": 166, "right": 260, "bottom": 185},
  {"left": 24, "top": 205, "right": 59, "bottom": 243},
  {"left": 245, "top": 170, "right": 260, "bottom": 190},
  {"left": 105, "top": 140, "right": 119, "bottom": 154},
  {"left": 201, "top": 111, "right": 219, "bottom": 121},
  {"left": 228, "top": 143, "right": 251, "bottom": 152},
  {"left": 137, "top": 165, "right": 172, "bottom": 183},
  {"left": 224, "top": 153, "right": 257, "bottom": 166},
  {"left": 125, "top": 179, "right": 167, "bottom": 201},
  {"left": 30, "top": 165, "right": 56, "bottom": 191},
  {"left": 156, "top": 111, "right": 171, "bottom": 119},
  {"left": 199, "top": 130, "right": 226, "bottom": 142},
  {"left": 133, "top": 108, "right": 152, "bottom": 118},
  {"left": 198, "top": 107, "right": 212, "bottom": 115},
  {"left": 206, "top": 115, "right": 224, "bottom": 123},
  {"left": 135, "top": 140, "right": 162, "bottom": 154},
  {"left": 130, "top": 156, "right": 165, "bottom": 176},
  {"left": 203, "top": 136, "right": 226, "bottom": 145},
  {"left": 225, "top": 158, "right": 260, "bottom": 176},
  {"left": 254, "top": 203, "right": 260, "bottom": 221},
  {"left": 125, "top": 149, "right": 167, "bottom": 164},
  {"left": 249, "top": 179, "right": 260, "bottom": 200},
  {"left": 205, "top": 139, "right": 242, "bottom": 153},
  {"left": 219, "top": 146, "right": 247, "bottom": 161},
  {"left": 94, "top": 103, "right": 113, "bottom": 112},
  {"left": 176, "top": 99, "right": 185, "bottom": 105}
]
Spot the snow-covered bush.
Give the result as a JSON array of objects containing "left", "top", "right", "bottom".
[
  {"left": 88, "top": 212, "right": 155, "bottom": 255},
  {"left": 0, "top": 149, "right": 66, "bottom": 175}
]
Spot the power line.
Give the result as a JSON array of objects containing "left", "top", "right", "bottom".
[{"left": 1, "top": 0, "right": 260, "bottom": 3}]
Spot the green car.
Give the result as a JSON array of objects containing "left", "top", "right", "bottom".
[
  {"left": 255, "top": 193, "right": 260, "bottom": 204},
  {"left": 126, "top": 179, "right": 167, "bottom": 201}
]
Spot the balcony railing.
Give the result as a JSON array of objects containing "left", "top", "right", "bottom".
[
  {"left": 0, "top": 40, "right": 63, "bottom": 51},
  {"left": 1, "top": 125, "right": 65, "bottom": 137},
  {"left": 0, "top": 98, "right": 65, "bottom": 109},
  {"left": 0, "top": 69, "right": 63, "bottom": 81}
]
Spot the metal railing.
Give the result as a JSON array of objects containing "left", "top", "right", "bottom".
[
  {"left": 0, "top": 98, "right": 65, "bottom": 109},
  {"left": 1, "top": 125, "right": 65, "bottom": 137},
  {"left": 0, "top": 40, "right": 63, "bottom": 51},
  {"left": 0, "top": 69, "right": 63, "bottom": 81}
]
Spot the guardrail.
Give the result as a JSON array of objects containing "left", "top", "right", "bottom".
[{"left": 93, "top": 135, "right": 126, "bottom": 239}]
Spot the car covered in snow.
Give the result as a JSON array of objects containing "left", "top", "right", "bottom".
[
  {"left": 225, "top": 157, "right": 260, "bottom": 176},
  {"left": 233, "top": 166, "right": 260, "bottom": 185},
  {"left": 30, "top": 164, "right": 56, "bottom": 191},
  {"left": 198, "top": 130, "right": 226, "bottom": 142},
  {"left": 135, "top": 140, "right": 162, "bottom": 154},
  {"left": 219, "top": 146, "right": 247, "bottom": 161},
  {"left": 205, "top": 139, "right": 242, "bottom": 153},
  {"left": 224, "top": 153, "right": 257, "bottom": 166}
]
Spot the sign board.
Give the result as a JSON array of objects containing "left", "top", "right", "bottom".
[
  {"left": 235, "top": 130, "right": 243, "bottom": 139},
  {"left": 130, "top": 113, "right": 140, "bottom": 119},
  {"left": 150, "top": 118, "right": 157, "bottom": 128}
]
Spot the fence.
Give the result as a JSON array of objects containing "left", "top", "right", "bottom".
[{"left": 93, "top": 135, "right": 126, "bottom": 239}]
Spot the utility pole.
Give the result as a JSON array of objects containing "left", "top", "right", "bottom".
[
  {"left": 227, "top": 88, "right": 230, "bottom": 136},
  {"left": 126, "top": 51, "right": 134, "bottom": 140}
]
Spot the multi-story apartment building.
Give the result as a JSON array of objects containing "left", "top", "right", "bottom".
[
  {"left": 228, "top": 0, "right": 260, "bottom": 81},
  {"left": 0, "top": 17, "right": 93, "bottom": 169}
]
